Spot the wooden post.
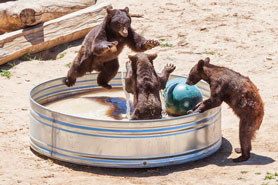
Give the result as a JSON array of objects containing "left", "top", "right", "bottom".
[{"left": 0, "top": 2, "right": 112, "bottom": 65}]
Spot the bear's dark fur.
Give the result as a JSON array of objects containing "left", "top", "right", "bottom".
[
  {"left": 125, "top": 53, "right": 175, "bottom": 120},
  {"left": 186, "top": 57, "right": 264, "bottom": 162},
  {"left": 65, "top": 7, "right": 160, "bottom": 88}
]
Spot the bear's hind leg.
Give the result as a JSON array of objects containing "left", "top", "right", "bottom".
[
  {"left": 97, "top": 58, "right": 119, "bottom": 89},
  {"left": 233, "top": 118, "right": 253, "bottom": 162},
  {"left": 65, "top": 57, "right": 92, "bottom": 87}
]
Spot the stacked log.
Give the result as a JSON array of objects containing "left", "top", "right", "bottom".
[
  {"left": 0, "top": 0, "right": 97, "bottom": 32},
  {"left": 0, "top": 2, "right": 112, "bottom": 65}
]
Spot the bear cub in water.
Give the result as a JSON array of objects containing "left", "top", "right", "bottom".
[
  {"left": 186, "top": 57, "right": 264, "bottom": 162},
  {"left": 125, "top": 53, "right": 175, "bottom": 120},
  {"left": 65, "top": 7, "right": 160, "bottom": 88}
]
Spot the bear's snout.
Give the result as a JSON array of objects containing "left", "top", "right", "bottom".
[
  {"left": 119, "top": 27, "right": 128, "bottom": 37},
  {"left": 186, "top": 78, "right": 193, "bottom": 86}
]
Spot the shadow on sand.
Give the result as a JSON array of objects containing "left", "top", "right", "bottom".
[
  {"left": 30, "top": 137, "right": 275, "bottom": 177},
  {"left": 0, "top": 38, "right": 83, "bottom": 71}
]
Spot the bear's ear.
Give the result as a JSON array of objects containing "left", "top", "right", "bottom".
[
  {"left": 197, "top": 59, "right": 205, "bottom": 71},
  {"left": 106, "top": 7, "right": 116, "bottom": 16},
  {"left": 147, "top": 53, "right": 157, "bottom": 61},
  {"left": 128, "top": 55, "right": 137, "bottom": 63},
  {"left": 204, "top": 57, "right": 210, "bottom": 64},
  {"left": 123, "top": 7, "right": 129, "bottom": 14}
]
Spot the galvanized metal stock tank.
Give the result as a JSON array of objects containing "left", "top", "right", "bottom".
[{"left": 29, "top": 73, "right": 222, "bottom": 168}]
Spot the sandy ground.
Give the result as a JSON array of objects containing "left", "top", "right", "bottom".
[{"left": 1, "top": 0, "right": 278, "bottom": 184}]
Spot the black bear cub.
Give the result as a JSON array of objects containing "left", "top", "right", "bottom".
[
  {"left": 125, "top": 53, "right": 175, "bottom": 120},
  {"left": 186, "top": 57, "right": 264, "bottom": 162},
  {"left": 65, "top": 7, "right": 160, "bottom": 88}
]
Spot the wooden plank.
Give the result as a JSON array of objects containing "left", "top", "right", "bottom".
[
  {"left": 0, "top": 0, "right": 96, "bottom": 32},
  {"left": 0, "top": 2, "right": 112, "bottom": 65}
]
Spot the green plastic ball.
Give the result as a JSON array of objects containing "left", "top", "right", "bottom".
[{"left": 163, "top": 78, "right": 203, "bottom": 116}]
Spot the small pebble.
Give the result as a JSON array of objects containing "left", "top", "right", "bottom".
[{"left": 200, "top": 27, "right": 207, "bottom": 31}]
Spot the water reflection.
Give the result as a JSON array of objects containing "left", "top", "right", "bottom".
[{"left": 84, "top": 96, "right": 133, "bottom": 120}]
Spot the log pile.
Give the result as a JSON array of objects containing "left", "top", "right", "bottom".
[
  {"left": 0, "top": 2, "right": 111, "bottom": 65},
  {"left": 0, "top": 0, "right": 96, "bottom": 32}
]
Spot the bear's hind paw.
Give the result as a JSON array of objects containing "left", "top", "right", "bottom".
[
  {"left": 232, "top": 155, "right": 250, "bottom": 162},
  {"left": 101, "top": 84, "right": 112, "bottom": 89}
]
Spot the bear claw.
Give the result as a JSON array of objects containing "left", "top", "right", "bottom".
[
  {"left": 64, "top": 77, "right": 76, "bottom": 87},
  {"left": 144, "top": 40, "right": 160, "bottom": 49},
  {"left": 164, "top": 64, "right": 176, "bottom": 73},
  {"left": 102, "top": 41, "right": 118, "bottom": 53}
]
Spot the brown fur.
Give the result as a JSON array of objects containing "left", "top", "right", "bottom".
[
  {"left": 186, "top": 57, "right": 264, "bottom": 162},
  {"left": 65, "top": 7, "right": 160, "bottom": 88},
  {"left": 125, "top": 53, "right": 175, "bottom": 120}
]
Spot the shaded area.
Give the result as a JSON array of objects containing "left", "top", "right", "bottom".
[
  {"left": 23, "top": 23, "right": 45, "bottom": 45},
  {"left": 30, "top": 37, "right": 84, "bottom": 60},
  {"left": 29, "top": 137, "right": 275, "bottom": 177},
  {"left": 0, "top": 37, "right": 84, "bottom": 70}
]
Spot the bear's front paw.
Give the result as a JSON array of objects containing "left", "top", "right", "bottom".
[
  {"left": 164, "top": 64, "right": 176, "bottom": 73},
  {"left": 144, "top": 40, "right": 160, "bottom": 50},
  {"left": 102, "top": 41, "right": 118, "bottom": 54},
  {"left": 193, "top": 102, "right": 202, "bottom": 110},
  {"left": 64, "top": 77, "right": 76, "bottom": 87},
  {"left": 108, "top": 41, "right": 118, "bottom": 48},
  {"left": 192, "top": 102, "right": 203, "bottom": 113}
]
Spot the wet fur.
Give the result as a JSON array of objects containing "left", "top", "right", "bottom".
[
  {"left": 186, "top": 57, "right": 264, "bottom": 162},
  {"left": 125, "top": 53, "right": 175, "bottom": 120},
  {"left": 65, "top": 7, "right": 160, "bottom": 88}
]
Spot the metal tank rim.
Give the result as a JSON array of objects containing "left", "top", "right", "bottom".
[
  {"left": 29, "top": 73, "right": 209, "bottom": 123},
  {"left": 29, "top": 72, "right": 222, "bottom": 168}
]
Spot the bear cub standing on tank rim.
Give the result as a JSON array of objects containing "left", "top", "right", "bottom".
[
  {"left": 186, "top": 57, "right": 264, "bottom": 162},
  {"left": 125, "top": 53, "right": 175, "bottom": 120},
  {"left": 65, "top": 7, "right": 160, "bottom": 88}
]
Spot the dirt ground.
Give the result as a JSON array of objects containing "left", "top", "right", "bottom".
[{"left": 1, "top": 0, "right": 278, "bottom": 184}]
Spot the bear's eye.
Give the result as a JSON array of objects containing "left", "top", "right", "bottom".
[{"left": 116, "top": 22, "right": 122, "bottom": 27}]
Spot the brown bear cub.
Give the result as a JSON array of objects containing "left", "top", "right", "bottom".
[
  {"left": 125, "top": 53, "right": 175, "bottom": 120},
  {"left": 186, "top": 57, "right": 264, "bottom": 162},
  {"left": 65, "top": 7, "right": 160, "bottom": 88}
]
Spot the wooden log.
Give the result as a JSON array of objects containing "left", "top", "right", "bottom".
[
  {"left": 0, "top": 0, "right": 96, "bottom": 32},
  {"left": 0, "top": 2, "right": 112, "bottom": 65},
  {"left": 0, "top": 0, "right": 17, "bottom": 3}
]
